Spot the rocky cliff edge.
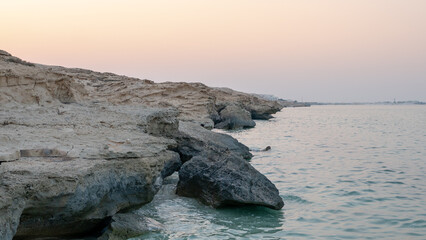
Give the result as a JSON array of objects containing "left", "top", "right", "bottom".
[{"left": 0, "top": 50, "right": 284, "bottom": 239}]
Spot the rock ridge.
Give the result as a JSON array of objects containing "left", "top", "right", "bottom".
[
  {"left": 0, "top": 50, "right": 282, "bottom": 128},
  {"left": 0, "top": 50, "right": 284, "bottom": 239}
]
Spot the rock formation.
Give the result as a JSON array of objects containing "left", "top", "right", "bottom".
[
  {"left": 0, "top": 50, "right": 284, "bottom": 239},
  {"left": 0, "top": 104, "right": 180, "bottom": 239},
  {"left": 0, "top": 50, "right": 282, "bottom": 128},
  {"left": 99, "top": 213, "right": 164, "bottom": 240},
  {"left": 175, "top": 121, "right": 253, "bottom": 162},
  {"left": 176, "top": 153, "right": 284, "bottom": 210},
  {"left": 174, "top": 122, "right": 283, "bottom": 209},
  {"left": 215, "top": 104, "right": 256, "bottom": 129}
]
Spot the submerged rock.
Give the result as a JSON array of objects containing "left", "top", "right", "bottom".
[
  {"left": 99, "top": 213, "right": 164, "bottom": 240},
  {"left": 176, "top": 153, "right": 284, "bottom": 210},
  {"left": 262, "top": 146, "right": 271, "bottom": 151}
]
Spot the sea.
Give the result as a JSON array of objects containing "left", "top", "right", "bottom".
[{"left": 133, "top": 105, "right": 426, "bottom": 239}]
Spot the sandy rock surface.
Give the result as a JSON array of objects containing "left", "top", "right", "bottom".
[
  {"left": 0, "top": 103, "right": 180, "bottom": 239},
  {"left": 0, "top": 50, "right": 284, "bottom": 239},
  {"left": 0, "top": 50, "right": 282, "bottom": 128}
]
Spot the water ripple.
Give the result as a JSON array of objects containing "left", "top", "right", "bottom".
[
  {"left": 282, "top": 194, "right": 312, "bottom": 204},
  {"left": 133, "top": 105, "right": 426, "bottom": 239}
]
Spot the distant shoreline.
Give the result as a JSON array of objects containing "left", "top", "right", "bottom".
[
  {"left": 307, "top": 101, "right": 426, "bottom": 106},
  {"left": 253, "top": 94, "right": 425, "bottom": 107}
]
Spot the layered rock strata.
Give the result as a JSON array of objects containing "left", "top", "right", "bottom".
[
  {"left": 0, "top": 50, "right": 282, "bottom": 128},
  {"left": 0, "top": 50, "right": 284, "bottom": 239},
  {"left": 0, "top": 104, "right": 180, "bottom": 239}
]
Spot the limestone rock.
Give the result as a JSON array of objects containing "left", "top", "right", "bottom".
[
  {"left": 4, "top": 151, "right": 179, "bottom": 239},
  {"left": 143, "top": 108, "right": 179, "bottom": 137},
  {"left": 0, "top": 50, "right": 284, "bottom": 239},
  {"left": 0, "top": 50, "right": 282, "bottom": 126},
  {"left": 0, "top": 104, "right": 180, "bottom": 239},
  {"left": 0, "top": 150, "right": 20, "bottom": 162},
  {"left": 215, "top": 104, "right": 256, "bottom": 129},
  {"left": 212, "top": 87, "right": 283, "bottom": 120}
]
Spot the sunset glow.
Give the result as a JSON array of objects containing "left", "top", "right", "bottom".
[{"left": 2, "top": 0, "right": 425, "bottom": 102}]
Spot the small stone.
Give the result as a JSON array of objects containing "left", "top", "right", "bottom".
[{"left": 99, "top": 213, "right": 164, "bottom": 240}]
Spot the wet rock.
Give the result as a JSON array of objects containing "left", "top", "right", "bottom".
[
  {"left": 174, "top": 122, "right": 284, "bottom": 210},
  {"left": 262, "top": 146, "right": 271, "bottom": 151},
  {"left": 176, "top": 153, "right": 284, "bottom": 210},
  {"left": 99, "top": 213, "right": 164, "bottom": 240}
]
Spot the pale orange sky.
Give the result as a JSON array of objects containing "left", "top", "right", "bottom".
[{"left": 1, "top": 0, "right": 425, "bottom": 102}]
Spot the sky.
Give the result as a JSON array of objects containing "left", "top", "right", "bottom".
[{"left": 1, "top": 0, "right": 425, "bottom": 102}]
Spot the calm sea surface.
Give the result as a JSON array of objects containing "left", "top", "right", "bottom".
[{"left": 134, "top": 105, "right": 426, "bottom": 239}]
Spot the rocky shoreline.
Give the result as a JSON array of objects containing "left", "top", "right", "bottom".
[{"left": 0, "top": 50, "right": 284, "bottom": 239}]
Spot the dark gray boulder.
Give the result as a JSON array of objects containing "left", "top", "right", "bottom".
[
  {"left": 176, "top": 153, "right": 284, "bottom": 210},
  {"left": 215, "top": 105, "right": 256, "bottom": 129},
  {"left": 175, "top": 121, "right": 252, "bottom": 162}
]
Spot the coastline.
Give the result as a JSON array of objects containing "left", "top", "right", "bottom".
[{"left": 0, "top": 50, "right": 283, "bottom": 239}]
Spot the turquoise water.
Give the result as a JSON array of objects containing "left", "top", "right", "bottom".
[{"left": 134, "top": 105, "right": 426, "bottom": 239}]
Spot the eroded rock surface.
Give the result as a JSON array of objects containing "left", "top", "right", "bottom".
[
  {"left": 215, "top": 104, "right": 256, "bottom": 129},
  {"left": 0, "top": 50, "right": 282, "bottom": 128},
  {"left": 174, "top": 122, "right": 283, "bottom": 209},
  {"left": 176, "top": 153, "right": 284, "bottom": 210},
  {"left": 175, "top": 121, "right": 252, "bottom": 161},
  {"left": 0, "top": 50, "right": 284, "bottom": 239},
  {"left": 0, "top": 104, "right": 180, "bottom": 239}
]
